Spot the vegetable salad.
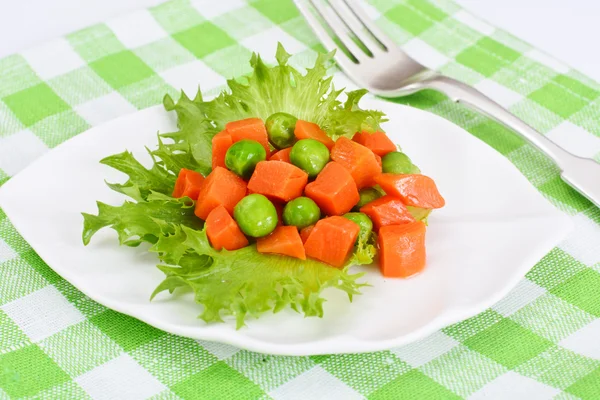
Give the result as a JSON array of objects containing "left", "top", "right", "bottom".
[{"left": 82, "top": 45, "right": 444, "bottom": 328}]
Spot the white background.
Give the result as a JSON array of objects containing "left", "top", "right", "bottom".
[{"left": 0, "top": 0, "right": 599, "bottom": 82}]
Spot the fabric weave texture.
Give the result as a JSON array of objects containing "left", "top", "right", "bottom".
[{"left": 0, "top": 0, "right": 599, "bottom": 398}]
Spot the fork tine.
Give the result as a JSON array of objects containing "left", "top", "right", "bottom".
[
  {"left": 293, "top": 0, "right": 358, "bottom": 70},
  {"left": 342, "top": 0, "right": 398, "bottom": 50},
  {"left": 328, "top": 0, "right": 383, "bottom": 53},
  {"left": 308, "top": 0, "right": 370, "bottom": 62}
]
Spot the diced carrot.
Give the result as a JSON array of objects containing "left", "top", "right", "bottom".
[
  {"left": 226, "top": 118, "right": 271, "bottom": 156},
  {"left": 195, "top": 167, "right": 247, "bottom": 220},
  {"left": 300, "top": 225, "right": 315, "bottom": 243},
  {"left": 211, "top": 130, "right": 232, "bottom": 169},
  {"left": 257, "top": 226, "right": 306, "bottom": 260},
  {"left": 303, "top": 216, "right": 360, "bottom": 267},
  {"left": 269, "top": 147, "right": 292, "bottom": 163},
  {"left": 305, "top": 162, "right": 359, "bottom": 216},
  {"left": 273, "top": 201, "right": 284, "bottom": 226},
  {"left": 247, "top": 161, "right": 308, "bottom": 202},
  {"left": 374, "top": 174, "right": 445, "bottom": 209},
  {"left": 352, "top": 131, "right": 397, "bottom": 156},
  {"left": 379, "top": 222, "right": 426, "bottom": 278},
  {"left": 206, "top": 205, "right": 249, "bottom": 251},
  {"left": 331, "top": 137, "right": 382, "bottom": 189},
  {"left": 294, "top": 120, "right": 335, "bottom": 149},
  {"left": 172, "top": 168, "right": 205, "bottom": 199},
  {"left": 374, "top": 153, "right": 382, "bottom": 168},
  {"left": 359, "top": 195, "right": 415, "bottom": 231}
]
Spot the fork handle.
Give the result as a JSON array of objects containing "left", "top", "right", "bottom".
[{"left": 423, "top": 75, "right": 600, "bottom": 208}]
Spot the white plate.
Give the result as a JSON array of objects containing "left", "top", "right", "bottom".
[{"left": 0, "top": 97, "right": 572, "bottom": 355}]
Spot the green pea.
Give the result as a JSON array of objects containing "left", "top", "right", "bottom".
[
  {"left": 373, "top": 185, "right": 386, "bottom": 196},
  {"left": 225, "top": 139, "right": 266, "bottom": 179},
  {"left": 290, "top": 139, "right": 330, "bottom": 178},
  {"left": 355, "top": 187, "right": 382, "bottom": 209},
  {"left": 283, "top": 197, "right": 321, "bottom": 229},
  {"left": 343, "top": 212, "right": 373, "bottom": 243},
  {"left": 266, "top": 112, "right": 297, "bottom": 149},
  {"left": 381, "top": 151, "right": 421, "bottom": 174},
  {"left": 234, "top": 194, "right": 278, "bottom": 237}
]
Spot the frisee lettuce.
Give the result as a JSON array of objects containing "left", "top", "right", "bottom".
[
  {"left": 83, "top": 195, "right": 365, "bottom": 327},
  {"left": 82, "top": 193, "right": 202, "bottom": 247},
  {"left": 82, "top": 44, "right": 393, "bottom": 327},
  {"left": 101, "top": 151, "right": 174, "bottom": 202},
  {"left": 162, "top": 43, "right": 386, "bottom": 147},
  {"left": 350, "top": 232, "right": 378, "bottom": 266},
  {"left": 150, "top": 226, "right": 365, "bottom": 329}
]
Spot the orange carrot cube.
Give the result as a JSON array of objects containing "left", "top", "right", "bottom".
[
  {"left": 300, "top": 225, "right": 315, "bottom": 243},
  {"left": 294, "top": 120, "right": 334, "bottom": 149},
  {"left": 195, "top": 167, "right": 247, "bottom": 220},
  {"left": 247, "top": 161, "right": 308, "bottom": 202},
  {"left": 206, "top": 205, "right": 249, "bottom": 251},
  {"left": 257, "top": 226, "right": 306, "bottom": 260},
  {"left": 305, "top": 162, "right": 359, "bottom": 216},
  {"left": 374, "top": 174, "right": 445, "bottom": 209},
  {"left": 211, "top": 130, "right": 232, "bottom": 169},
  {"left": 379, "top": 222, "right": 426, "bottom": 278},
  {"left": 269, "top": 148, "right": 292, "bottom": 163},
  {"left": 172, "top": 168, "right": 205, "bottom": 199},
  {"left": 352, "top": 131, "right": 397, "bottom": 156},
  {"left": 331, "top": 137, "right": 382, "bottom": 189},
  {"left": 359, "top": 195, "right": 415, "bottom": 231},
  {"left": 303, "top": 216, "right": 360, "bottom": 267},
  {"left": 226, "top": 118, "right": 270, "bottom": 156}
]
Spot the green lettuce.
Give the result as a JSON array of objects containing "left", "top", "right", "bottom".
[
  {"left": 101, "top": 151, "right": 174, "bottom": 202},
  {"left": 82, "top": 44, "right": 395, "bottom": 327},
  {"left": 83, "top": 194, "right": 365, "bottom": 327},
  {"left": 82, "top": 194, "right": 202, "bottom": 247},
  {"left": 162, "top": 44, "right": 386, "bottom": 145},
  {"left": 407, "top": 206, "right": 432, "bottom": 225},
  {"left": 350, "top": 232, "right": 378, "bottom": 266},
  {"left": 151, "top": 227, "right": 365, "bottom": 329}
]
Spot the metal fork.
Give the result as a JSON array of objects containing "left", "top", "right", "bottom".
[{"left": 295, "top": 0, "right": 600, "bottom": 208}]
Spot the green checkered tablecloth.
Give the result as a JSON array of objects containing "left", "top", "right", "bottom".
[{"left": 1, "top": 0, "right": 599, "bottom": 398}]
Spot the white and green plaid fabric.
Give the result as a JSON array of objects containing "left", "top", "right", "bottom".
[{"left": 1, "top": 0, "right": 599, "bottom": 398}]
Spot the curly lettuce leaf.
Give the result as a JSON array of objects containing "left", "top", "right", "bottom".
[
  {"left": 101, "top": 151, "right": 174, "bottom": 202},
  {"left": 162, "top": 44, "right": 387, "bottom": 172},
  {"left": 151, "top": 226, "right": 366, "bottom": 329},
  {"left": 82, "top": 191, "right": 366, "bottom": 328},
  {"left": 152, "top": 135, "right": 203, "bottom": 177},
  {"left": 350, "top": 232, "right": 377, "bottom": 266},
  {"left": 82, "top": 194, "right": 202, "bottom": 246},
  {"left": 162, "top": 93, "right": 215, "bottom": 176},
  {"left": 335, "top": 89, "right": 388, "bottom": 137}
]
